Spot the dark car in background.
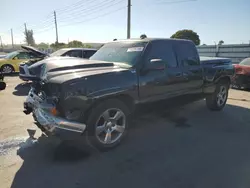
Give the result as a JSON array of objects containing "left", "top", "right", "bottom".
[
  {"left": 232, "top": 57, "right": 250, "bottom": 89},
  {"left": 19, "top": 47, "right": 97, "bottom": 81}
]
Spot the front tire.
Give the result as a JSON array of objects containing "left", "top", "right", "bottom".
[
  {"left": 206, "top": 81, "right": 229, "bottom": 111},
  {"left": 85, "top": 99, "right": 130, "bottom": 151},
  {"left": 1, "top": 64, "right": 14, "bottom": 74}
]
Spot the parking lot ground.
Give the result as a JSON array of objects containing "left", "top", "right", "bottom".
[{"left": 0, "top": 76, "right": 250, "bottom": 188}]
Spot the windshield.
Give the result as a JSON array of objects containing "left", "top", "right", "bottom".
[
  {"left": 239, "top": 58, "right": 250, "bottom": 65},
  {"left": 4, "top": 51, "right": 19, "bottom": 59},
  {"left": 50, "top": 49, "right": 68, "bottom": 57},
  {"left": 90, "top": 41, "right": 148, "bottom": 66}
]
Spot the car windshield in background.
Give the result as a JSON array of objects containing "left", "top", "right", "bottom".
[
  {"left": 5, "top": 51, "right": 19, "bottom": 59},
  {"left": 90, "top": 41, "right": 148, "bottom": 66},
  {"left": 240, "top": 58, "right": 250, "bottom": 65},
  {"left": 50, "top": 49, "right": 68, "bottom": 57}
]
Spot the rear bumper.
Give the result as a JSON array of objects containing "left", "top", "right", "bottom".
[
  {"left": 24, "top": 89, "right": 87, "bottom": 139},
  {"left": 232, "top": 74, "right": 250, "bottom": 88}
]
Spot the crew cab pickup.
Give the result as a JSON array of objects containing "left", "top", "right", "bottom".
[{"left": 23, "top": 38, "right": 234, "bottom": 150}]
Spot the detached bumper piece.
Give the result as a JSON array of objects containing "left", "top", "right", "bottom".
[{"left": 24, "top": 89, "right": 87, "bottom": 138}]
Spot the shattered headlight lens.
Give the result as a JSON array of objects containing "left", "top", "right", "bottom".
[{"left": 40, "top": 64, "right": 48, "bottom": 81}]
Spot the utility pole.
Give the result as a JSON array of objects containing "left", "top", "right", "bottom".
[
  {"left": 0, "top": 36, "right": 3, "bottom": 50},
  {"left": 54, "top": 11, "right": 59, "bottom": 45},
  {"left": 24, "top": 23, "right": 27, "bottom": 35},
  {"left": 127, "top": 0, "right": 131, "bottom": 39},
  {"left": 11, "top": 29, "right": 14, "bottom": 48},
  {"left": 24, "top": 23, "right": 28, "bottom": 45}
]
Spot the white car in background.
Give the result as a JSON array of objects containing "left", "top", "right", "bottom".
[
  {"left": 19, "top": 47, "right": 97, "bottom": 81},
  {"left": 0, "top": 55, "right": 6, "bottom": 59}
]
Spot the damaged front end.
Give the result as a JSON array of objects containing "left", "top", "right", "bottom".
[{"left": 23, "top": 83, "right": 86, "bottom": 138}]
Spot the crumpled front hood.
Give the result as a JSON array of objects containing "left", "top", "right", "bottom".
[
  {"left": 47, "top": 65, "right": 128, "bottom": 84},
  {"left": 28, "top": 57, "right": 131, "bottom": 83}
]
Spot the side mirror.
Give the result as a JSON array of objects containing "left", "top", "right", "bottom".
[
  {"left": 148, "top": 59, "right": 165, "bottom": 70},
  {"left": 13, "top": 57, "right": 18, "bottom": 60}
]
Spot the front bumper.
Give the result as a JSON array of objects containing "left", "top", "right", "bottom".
[
  {"left": 24, "top": 88, "right": 87, "bottom": 138},
  {"left": 19, "top": 64, "right": 37, "bottom": 81}
]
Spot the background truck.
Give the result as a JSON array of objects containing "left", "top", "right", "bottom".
[{"left": 24, "top": 38, "right": 235, "bottom": 151}]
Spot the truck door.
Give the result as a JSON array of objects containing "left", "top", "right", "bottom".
[
  {"left": 138, "top": 40, "right": 186, "bottom": 102},
  {"left": 174, "top": 41, "right": 203, "bottom": 93}
]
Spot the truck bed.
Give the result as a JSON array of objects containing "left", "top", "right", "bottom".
[{"left": 200, "top": 56, "right": 231, "bottom": 64}]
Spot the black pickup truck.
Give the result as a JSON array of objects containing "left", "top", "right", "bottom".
[{"left": 24, "top": 38, "right": 234, "bottom": 150}]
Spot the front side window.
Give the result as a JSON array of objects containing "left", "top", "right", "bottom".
[
  {"left": 50, "top": 49, "right": 68, "bottom": 57},
  {"left": 90, "top": 41, "right": 148, "bottom": 66},
  {"left": 145, "top": 40, "right": 178, "bottom": 68}
]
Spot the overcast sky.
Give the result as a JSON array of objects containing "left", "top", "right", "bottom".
[{"left": 0, "top": 0, "right": 249, "bottom": 45}]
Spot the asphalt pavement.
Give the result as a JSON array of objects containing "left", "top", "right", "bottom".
[{"left": 0, "top": 76, "right": 250, "bottom": 188}]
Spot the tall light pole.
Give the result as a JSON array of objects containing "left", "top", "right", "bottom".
[{"left": 127, "top": 0, "right": 131, "bottom": 39}]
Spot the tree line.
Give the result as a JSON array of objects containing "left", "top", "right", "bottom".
[{"left": 24, "top": 28, "right": 225, "bottom": 49}]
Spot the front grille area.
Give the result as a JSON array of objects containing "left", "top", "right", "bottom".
[
  {"left": 19, "top": 66, "right": 25, "bottom": 74},
  {"left": 42, "top": 83, "right": 61, "bottom": 97}
]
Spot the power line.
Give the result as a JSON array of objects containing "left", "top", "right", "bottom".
[
  {"left": 56, "top": 0, "right": 92, "bottom": 12},
  {"left": 59, "top": 6, "right": 126, "bottom": 27},
  {"left": 58, "top": 0, "right": 123, "bottom": 19},
  {"left": 33, "top": 26, "right": 55, "bottom": 34},
  {"left": 155, "top": 0, "right": 197, "bottom": 4},
  {"left": 58, "top": 0, "right": 125, "bottom": 22},
  {"left": 56, "top": 0, "right": 97, "bottom": 14}
]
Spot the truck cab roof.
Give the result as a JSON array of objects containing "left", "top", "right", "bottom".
[{"left": 109, "top": 38, "right": 194, "bottom": 44}]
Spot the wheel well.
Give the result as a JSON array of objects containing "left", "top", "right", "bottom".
[
  {"left": 218, "top": 76, "right": 231, "bottom": 85},
  {"left": 115, "top": 95, "right": 135, "bottom": 112},
  {"left": 1, "top": 64, "right": 15, "bottom": 71},
  {"left": 85, "top": 94, "right": 135, "bottom": 119}
]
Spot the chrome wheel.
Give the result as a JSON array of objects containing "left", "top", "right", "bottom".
[
  {"left": 2, "top": 65, "right": 13, "bottom": 74},
  {"left": 217, "top": 85, "right": 227, "bottom": 106},
  {"left": 95, "top": 108, "right": 126, "bottom": 145}
]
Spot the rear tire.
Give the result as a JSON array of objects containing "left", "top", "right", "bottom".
[
  {"left": 206, "top": 81, "right": 229, "bottom": 111},
  {"left": 85, "top": 99, "right": 130, "bottom": 151}
]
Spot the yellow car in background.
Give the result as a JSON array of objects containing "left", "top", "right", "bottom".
[{"left": 0, "top": 46, "right": 47, "bottom": 74}]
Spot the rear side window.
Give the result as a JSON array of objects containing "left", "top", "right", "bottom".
[
  {"left": 145, "top": 40, "right": 178, "bottom": 68},
  {"left": 64, "top": 50, "right": 83, "bottom": 58},
  {"left": 174, "top": 41, "right": 199, "bottom": 66},
  {"left": 84, "top": 50, "right": 96, "bottom": 58}
]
